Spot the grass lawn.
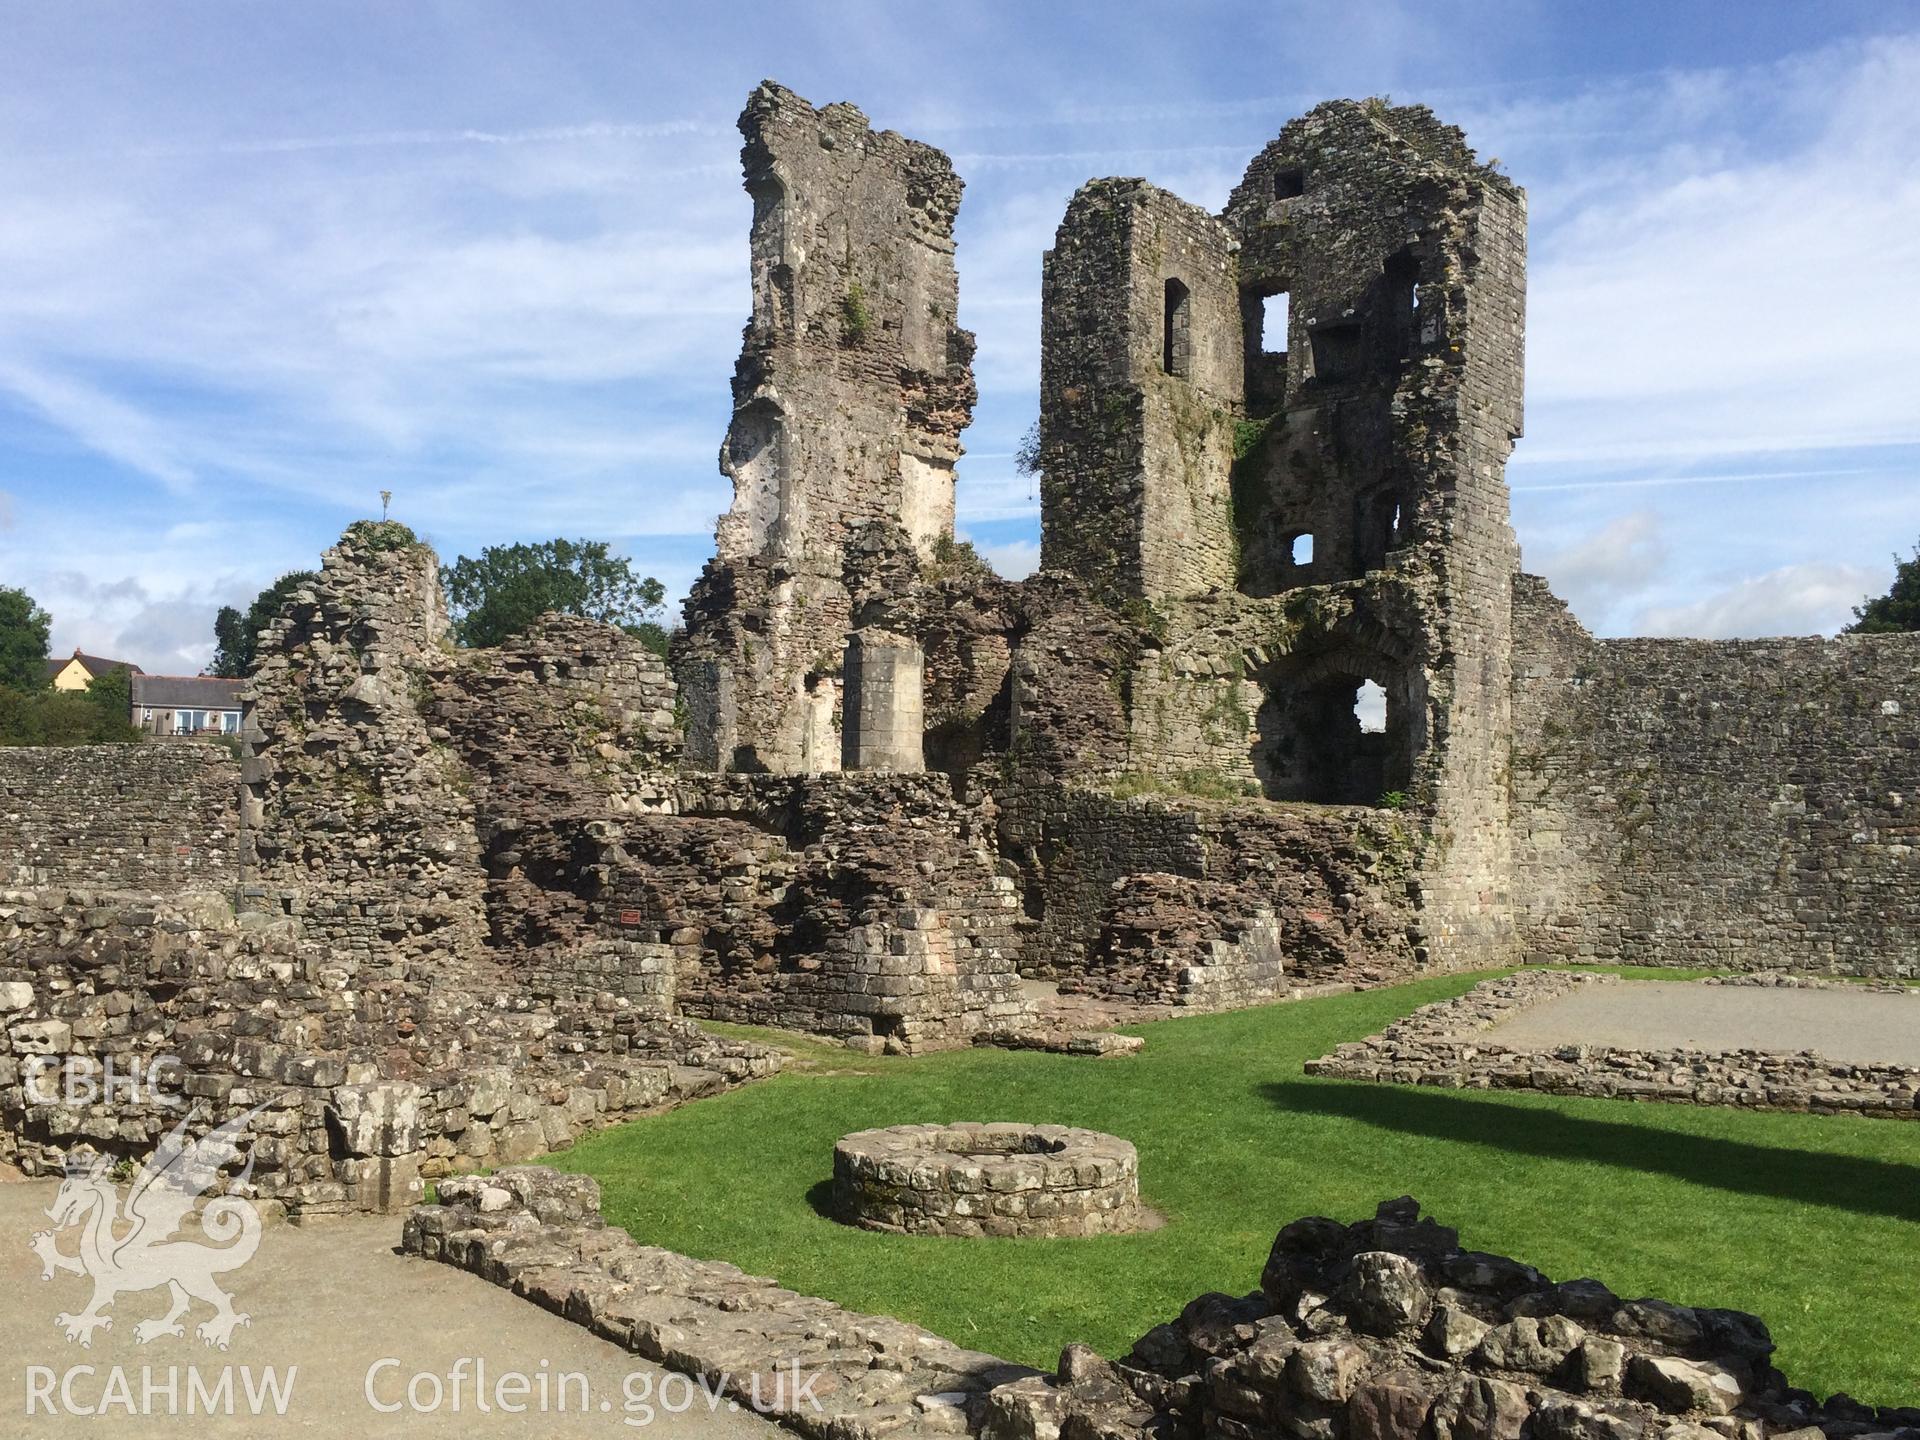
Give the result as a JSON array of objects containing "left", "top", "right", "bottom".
[{"left": 552, "top": 971, "right": 1920, "bottom": 1405}]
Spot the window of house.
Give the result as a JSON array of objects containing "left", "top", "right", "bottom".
[
  {"left": 1162, "top": 278, "right": 1191, "bottom": 378},
  {"left": 221, "top": 711, "right": 240, "bottom": 734},
  {"left": 1272, "top": 167, "right": 1305, "bottom": 199}
]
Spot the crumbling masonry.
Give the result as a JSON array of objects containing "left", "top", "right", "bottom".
[{"left": 3, "top": 80, "right": 1918, "bottom": 1213}]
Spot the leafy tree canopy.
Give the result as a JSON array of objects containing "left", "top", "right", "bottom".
[
  {"left": 0, "top": 585, "right": 51, "bottom": 692},
  {"left": 444, "top": 538, "right": 669, "bottom": 653},
  {"left": 210, "top": 571, "right": 319, "bottom": 678},
  {"left": 1845, "top": 539, "right": 1920, "bottom": 634}
]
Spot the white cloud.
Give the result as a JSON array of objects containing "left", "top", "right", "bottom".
[
  {"left": 1526, "top": 511, "right": 1669, "bottom": 629},
  {"left": 975, "top": 537, "right": 1040, "bottom": 580},
  {"left": 1479, "top": 34, "right": 1920, "bottom": 465},
  {"left": 1637, "top": 563, "right": 1880, "bottom": 640}
]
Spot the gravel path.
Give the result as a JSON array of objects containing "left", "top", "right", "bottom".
[{"left": 1478, "top": 981, "right": 1920, "bottom": 1067}]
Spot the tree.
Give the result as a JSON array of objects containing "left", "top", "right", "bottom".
[
  {"left": 1846, "top": 539, "right": 1920, "bottom": 634},
  {"left": 443, "top": 539, "right": 669, "bottom": 653},
  {"left": 0, "top": 674, "right": 139, "bottom": 746},
  {"left": 0, "top": 585, "right": 51, "bottom": 692},
  {"left": 1013, "top": 419, "right": 1042, "bottom": 478},
  {"left": 210, "top": 571, "right": 318, "bottom": 677}
]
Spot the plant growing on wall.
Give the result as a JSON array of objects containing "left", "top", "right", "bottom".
[{"left": 839, "top": 282, "right": 872, "bottom": 344}]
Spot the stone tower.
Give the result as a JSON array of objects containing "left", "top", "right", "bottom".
[
  {"left": 1039, "top": 181, "right": 1243, "bottom": 605},
  {"left": 676, "top": 81, "right": 977, "bottom": 774}
]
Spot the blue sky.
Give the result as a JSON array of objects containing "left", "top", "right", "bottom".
[{"left": 1, "top": 1, "right": 1916, "bottom": 672}]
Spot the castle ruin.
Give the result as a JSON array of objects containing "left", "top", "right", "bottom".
[{"left": 2, "top": 81, "right": 1916, "bottom": 1215}]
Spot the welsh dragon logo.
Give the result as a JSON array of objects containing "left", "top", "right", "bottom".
[{"left": 29, "top": 1106, "right": 267, "bottom": 1349}]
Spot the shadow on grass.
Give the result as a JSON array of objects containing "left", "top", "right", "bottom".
[
  {"left": 1264, "top": 1080, "right": 1920, "bottom": 1223},
  {"left": 804, "top": 1178, "right": 837, "bottom": 1221}
]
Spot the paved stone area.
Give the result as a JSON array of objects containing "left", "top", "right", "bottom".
[
  {"left": 1477, "top": 980, "right": 1920, "bottom": 1067},
  {"left": 1, "top": 1177, "right": 778, "bottom": 1437}
]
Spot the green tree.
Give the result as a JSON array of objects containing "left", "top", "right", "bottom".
[
  {"left": 0, "top": 672, "right": 139, "bottom": 746},
  {"left": 443, "top": 539, "right": 669, "bottom": 653},
  {"left": 0, "top": 585, "right": 51, "bottom": 692},
  {"left": 210, "top": 571, "right": 318, "bottom": 677},
  {"left": 1846, "top": 539, "right": 1920, "bottom": 634}
]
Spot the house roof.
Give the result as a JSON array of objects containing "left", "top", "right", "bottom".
[
  {"left": 131, "top": 674, "right": 245, "bottom": 710},
  {"left": 45, "top": 650, "right": 144, "bottom": 680}
]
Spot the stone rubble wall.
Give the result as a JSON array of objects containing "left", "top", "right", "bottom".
[
  {"left": 678, "top": 80, "right": 978, "bottom": 774},
  {"left": 1512, "top": 576, "right": 1920, "bottom": 977},
  {"left": 998, "top": 782, "right": 1421, "bottom": 1006},
  {"left": 0, "top": 888, "right": 780, "bottom": 1216},
  {"left": 990, "top": 1195, "right": 1919, "bottom": 1440},
  {"left": 0, "top": 744, "right": 240, "bottom": 892},
  {"left": 242, "top": 521, "right": 489, "bottom": 971},
  {"left": 405, "top": 1168, "right": 1042, "bottom": 1440},
  {"left": 610, "top": 773, "right": 1034, "bottom": 1050},
  {"left": 405, "top": 1175, "right": 1919, "bottom": 1440},
  {"left": 1306, "top": 971, "right": 1920, "bottom": 1119}
]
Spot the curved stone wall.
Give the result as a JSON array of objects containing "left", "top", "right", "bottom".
[{"left": 833, "top": 1122, "right": 1141, "bottom": 1237}]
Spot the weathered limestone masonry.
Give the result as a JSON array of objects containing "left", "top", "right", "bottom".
[
  {"left": 0, "top": 743, "right": 239, "bottom": 891},
  {"left": 833, "top": 1122, "right": 1144, "bottom": 1238},
  {"left": 998, "top": 785, "right": 1421, "bottom": 1005},
  {"left": 2, "top": 525, "right": 785, "bottom": 1214},
  {"left": 677, "top": 81, "right": 977, "bottom": 776},
  {"left": 0, "top": 886, "right": 780, "bottom": 1215},
  {"left": 1511, "top": 576, "right": 1920, "bottom": 976},
  {"left": 955, "top": 98, "right": 1530, "bottom": 1001},
  {"left": 608, "top": 773, "right": 1031, "bottom": 1050},
  {"left": 407, "top": 1176, "right": 1920, "bottom": 1440},
  {"left": 1039, "top": 180, "right": 1243, "bottom": 603},
  {"left": 1307, "top": 971, "right": 1920, "bottom": 1118},
  {"left": 243, "top": 520, "right": 488, "bottom": 969}
]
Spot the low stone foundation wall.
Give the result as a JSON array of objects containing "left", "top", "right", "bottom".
[
  {"left": 1, "top": 888, "right": 782, "bottom": 1216},
  {"left": 990, "top": 1196, "right": 1920, "bottom": 1440},
  {"left": 833, "top": 1123, "right": 1142, "bottom": 1238},
  {"left": 403, "top": 1173, "right": 1919, "bottom": 1438},
  {"left": 404, "top": 1168, "right": 1040, "bottom": 1437},
  {"left": 1306, "top": 971, "right": 1920, "bottom": 1119}
]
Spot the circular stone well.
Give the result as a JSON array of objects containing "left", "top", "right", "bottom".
[{"left": 832, "top": 1122, "right": 1142, "bottom": 1238}]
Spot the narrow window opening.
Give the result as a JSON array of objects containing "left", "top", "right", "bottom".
[
  {"left": 1260, "top": 292, "right": 1290, "bottom": 356},
  {"left": 1289, "top": 532, "right": 1314, "bottom": 566},
  {"left": 1272, "top": 167, "right": 1305, "bottom": 200},
  {"left": 1162, "top": 278, "right": 1191, "bottom": 378},
  {"left": 1355, "top": 680, "right": 1388, "bottom": 734}
]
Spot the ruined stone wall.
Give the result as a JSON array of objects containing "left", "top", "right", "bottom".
[
  {"left": 1512, "top": 575, "right": 1920, "bottom": 975},
  {"left": 411, "top": 1177, "right": 1918, "bottom": 1440},
  {"left": 1039, "top": 180, "right": 1241, "bottom": 605},
  {"left": 0, "top": 887, "right": 778, "bottom": 1215},
  {"left": 0, "top": 743, "right": 239, "bottom": 892},
  {"left": 678, "top": 81, "right": 977, "bottom": 774},
  {"left": 427, "top": 611, "right": 684, "bottom": 1011},
  {"left": 998, "top": 782, "right": 1421, "bottom": 1004},
  {"left": 1218, "top": 102, "right": 1526, "bottom": 965},
  {"left": 604, "top": 772, "right": 1031, "bottom": 1050},
  {"left": 242, "top": 521, "right": 488, "bottom": 971}
]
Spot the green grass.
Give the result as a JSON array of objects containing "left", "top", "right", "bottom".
[{"left": 553, "top": 973, "right": 1920, "bottom": 1404}]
